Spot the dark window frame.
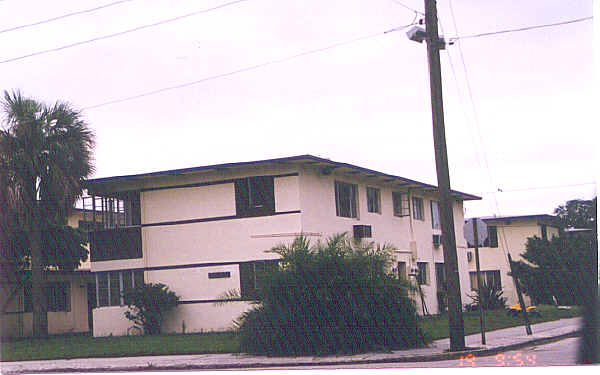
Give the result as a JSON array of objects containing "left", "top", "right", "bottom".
[
  {"left": 541, "top": 224, "right": 548, "bottom": 240},
  {"left": 484, "top": 226, "right": 498, "bottom": 248},
  {"left": 334, "top": 181, "right": 358, "bottom": 218},
  {"left": 469, "top": 270, "right": 501, "bottom": 290},
  {"left": 417, "top": 262, "right": 428, "bottom": 285},
  {"left": 235, "top": 176, "right": 275, "bottom": 218},
  {"left": 412, "top": 197, "right": 424, "bottom": 221},
  {"left": 96, "top": 270, "right": 144, "bottom": 307},
  {"left": 366, "top": 186, "right": 381, "bottom": 214},
  {"left": 239, "top": 260, "right": 279, "bottom": 301},
  {"left": 430, "top": 200, "right": 441, "bottom": 229}
]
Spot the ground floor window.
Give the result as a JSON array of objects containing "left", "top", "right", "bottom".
[
  {"left": 469, "top": 270, "right": 501, "bottom": 290},
  {"left": 239, "top": 260, "right": 279, "bottom": 300},
  {"left": 24, "top": 282, "right": 71, "bottom": 312},
  {"left": 417, "top": 262, "right": 429, "bottom": 285},
  {"left": 95, "top": 270, "right": 144, "bottom": 307}
]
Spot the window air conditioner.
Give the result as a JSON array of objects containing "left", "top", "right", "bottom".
[{"left": 353, "top": 225, "right": 372, "bottom": 239}]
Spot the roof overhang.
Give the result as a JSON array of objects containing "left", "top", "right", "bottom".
[{"left": 84, "top": 154, "right": 481, "bottom": 201}]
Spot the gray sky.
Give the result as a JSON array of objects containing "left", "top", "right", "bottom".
[{"left": 1, "top": 0, "right": 596, "bottom": 218}]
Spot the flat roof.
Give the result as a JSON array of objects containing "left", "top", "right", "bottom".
[
  {"left": 468, "top": 214, "right": 558, "bottom": 223},
  {"left": 84, "top": 154, "right": 481, "bottom": 200}
]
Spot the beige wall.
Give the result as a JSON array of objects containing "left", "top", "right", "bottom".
[
  {"left": 1, "top": 272, "right": 92, "bottom": 338},
  {"left": 466, "top": 219, "right": 560, "bottom": 306}
]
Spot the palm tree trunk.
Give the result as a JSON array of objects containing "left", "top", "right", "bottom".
[
  {"left": 27, "top": 179, "right": 48, "bottom": 337},
  {"left": 30, "top": 223, "right": 48, "bottom": 337}
]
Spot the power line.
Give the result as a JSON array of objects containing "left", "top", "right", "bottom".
[
  {"left": 479, "top": 182, "right": 597, "bottom": 194},
  {"left": 81, "top": 22, "right": 417, "bottom": 110},
  {"left": 0, "top": 0, "right": 251, "bottom": 64},
  {"left": 389, "top": 0, "right": 424, "bottom": 15},
  {"left": 451, "top": 16, "right": 593, "bottom": 41},
  {"left": 0, "top": 0, "right": 135, "bottom": 34}
]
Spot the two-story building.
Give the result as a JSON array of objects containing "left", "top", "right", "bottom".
[
  {"left": 0, "top": 208, "right": 97, "bottom": 338},
  {"left": 83, "top": 155, "right": 481, "bottom": 336},
  {"left": 464, "top": 214, "right": 560, "bottom": 306}
]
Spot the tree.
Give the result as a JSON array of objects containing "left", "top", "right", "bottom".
[
  {"left": 123, "top": 283, "right": 180, "bottom": 335},
  {"left": 0, "top": 90, "right": 94, "bottom": 337},
  {"left": 235, "top": 233, "right": 426, "bottom": 356},
  {"left": 554, "top": 198, "right": 597, "bottom": 230},
  {"left": 514, "top": 197, "right": 598, "bottom": 305}
]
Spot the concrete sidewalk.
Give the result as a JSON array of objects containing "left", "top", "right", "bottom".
[{"left": 1, "top": 317, "right": 582, "bottom": 374}]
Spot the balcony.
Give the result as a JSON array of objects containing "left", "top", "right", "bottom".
[
  {"left": 83, "top": 193, "right": 142, "bottom": 262},
  {"left": 89, "top": 226, "right": 142, "bottom": 262}
]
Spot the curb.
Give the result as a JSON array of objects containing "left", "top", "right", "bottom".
[{"left": 3, "top": 330, "right": 581, "bottom": 374}]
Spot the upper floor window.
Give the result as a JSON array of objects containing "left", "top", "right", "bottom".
[
  {"left": 412, "top": 197, "right": 424, "bottom": 221},
  {"left": 366, "top": 187, "right": 381, "bottom": 213},
  {"left": 235, "top": 176, "right": 275, "bottom": 217},
  {"left": 430, "top": 200, "right": 441, "bottom": 229},
  {"left": 541, "top": 224, "right": 548, "bottom": 240},
  {"left": 485, "top": 226, "right": 498, "bottom": 248},
  {"left": 335, "top": 181, "right": 357, "bottom": 218}
]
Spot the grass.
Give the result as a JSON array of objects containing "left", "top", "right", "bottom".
[
  {"left": 1, "top": 305, "right": 582, "bottom": 362},
  {"left": 421, "top": 304, "right": 583, "bottom": 341}
]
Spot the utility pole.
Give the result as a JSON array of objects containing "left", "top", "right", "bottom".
[
  {"left": 507, "top": 253, "right": 532, "bottom": 335},
  {"left": 423, "top": 0, "right": 465, "bottom": 351},
  {"left": 472, "top": 220, "right": 486, "bottom": 345}
]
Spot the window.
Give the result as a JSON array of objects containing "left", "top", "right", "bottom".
[
  {"left": 392, "top": 192, "right": 404, "bottom": 217},
  {"left": 484, "top": 226, "right": 498, "bottom": 248},
  {"left": 417, "top": 262, "right": 429, "bottom": 285},
  {"left": 541, "top": 224, "right": 548, "bottom": 240},
  {"left": 24, "top": 282, "right": 71, "bottom": 312},
  {"left": 239, "top": 260, "right": 279, "bottom": 300},
  {"left": 335, "top": 181, "right": 358, "bottom": 218},
  {"left": 431, "top": 200, "right": 441, "bottom": 229},
  {"left": 366, "top": 187, "right": 381, "bottom": 213},
  {"left": 412, "top": 197, "right": 424, "bottom": 221},
  {"left": 235, "top": 176, "right": 275, "bottom": 217},
  {"left": 469, "top": 270, "right": 501, "bottom": 290},
  {"left": 435, "top": 262, "right": 446, "bottom": 291},
  {"left": 208, "top": 272, "right": 231, "bottom": 279},
  {"left": 96, "top": 270, "right": 144, "bottom": 307},
  {"left": 397, "top": 261, "right": 407, "bottom": 280}
]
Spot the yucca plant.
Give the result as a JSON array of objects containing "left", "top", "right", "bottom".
[{"left": 467, "top": 283, "right": 507, "bottom": 311}]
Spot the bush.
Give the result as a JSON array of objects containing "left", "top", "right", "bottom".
[
  {"left": 466, "top": 283, "right": 507, "bottom": 311},
  {"left": 235, "top": 233, "right": 427, "bottom": 356},
  {"left": 123, "top": 283, "right": 180, "bottom": 335}
]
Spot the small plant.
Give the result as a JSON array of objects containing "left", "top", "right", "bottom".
[
  {"left": 466, "top": 283, "right": 507, "bottom": 311},
  {"left": 123, "top": 283, "right": 180, "bottom": 335}
]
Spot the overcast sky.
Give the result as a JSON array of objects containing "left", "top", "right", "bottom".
[{"left": 1, "top": 0, "right": 596, "bottom": 218}]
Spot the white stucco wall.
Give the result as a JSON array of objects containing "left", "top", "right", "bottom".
[{"left": 91, "top": 162, "right": 477, "bottom": 336}]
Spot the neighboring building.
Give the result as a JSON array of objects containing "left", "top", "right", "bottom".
[
  {"left": 463, "top": 214, "right": 560, "bottom": 306},
  {"left": 83, "top": 155, "right": 481, "bottom": 337},
  {"left": 0, "top": 209, "right": 96, "bottom": 338}
]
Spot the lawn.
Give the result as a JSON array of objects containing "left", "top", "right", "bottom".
[{"left": 1, "top": 305, "right": 581, "bottom": 362}]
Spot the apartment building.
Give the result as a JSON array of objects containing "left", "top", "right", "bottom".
[
  {"left": 0, "top": 209, "right": 96, "bottom": 338},
  {"left": 83, "top": 155, "right": 481, "bottom": 336},
  {"left": 464, "top": 214, "right": 560, "bottom": 306}
]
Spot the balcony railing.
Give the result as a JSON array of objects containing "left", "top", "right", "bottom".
[{"left": 89, "top": 226, "right": 142, "bottom": 262}]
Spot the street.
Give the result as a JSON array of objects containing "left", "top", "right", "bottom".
[{"left": 233, "top": 336, "right": 586, "bottom": 370}]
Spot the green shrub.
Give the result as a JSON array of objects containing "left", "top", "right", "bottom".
[
  {"left": 466, "top": 283, "right": 507, "bottom": 311},
  {"left": 235, "top": 233, "right": 427, "bottom": 356},
  {"left": 123, "top": 283, "right": 180, "bottom": 335}
]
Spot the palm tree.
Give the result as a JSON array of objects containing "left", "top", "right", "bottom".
[{"left": 0, "top": 90, "right": 94, "bottom": 337}]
